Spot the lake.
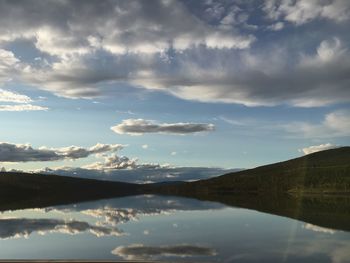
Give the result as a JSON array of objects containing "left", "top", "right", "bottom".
[{"left": 0, "top": 194, "right": 350, "bottom": 262}]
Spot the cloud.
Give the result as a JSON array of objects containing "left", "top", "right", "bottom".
[
  {"left": 0, "top": 1, "right": 253, "bottom": 56},
  {"left": 83, "top": 154, "right": 138, "bottom": 170},
  {"left": 0, "top": 104, "right": 48, "bottom": 111},
  {"left": 285, "top": 110, "right": 350, "bottom": 138},
  {"left": 266, "top": 22, "right": 284, "bottom": 31},
  {"left": 263, "top": 0, "right": 350, "bottom": 25},
  {"left": 111, "top": 119, "right": 215, "bottom": 135},
  {"left": 0, "top": 50, "right": 47, "bottom": 110},
  {"left": 0, "top": 88, "right": 32, "bottom": 103},
  {"left": 0, "top": 218, "right": 122, "bottom": 239},
  {"left": 142, "top": 144, "right": 148, "bottom": 149},
  {"left": 0, "top": 142, "right": 123, "bottom": 162},
  {"left": 0, "top": 1, "right": 348, "bottom": 107},
  {"left": 112, "top": 244, "right": 217, "bottom": 260},
  {"left": 299, "top": 143, "right": 338, "bottom": 155}
]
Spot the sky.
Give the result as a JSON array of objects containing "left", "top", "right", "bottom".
[{"left": 0, "top": 0, "right": 349, "bottom": 182}]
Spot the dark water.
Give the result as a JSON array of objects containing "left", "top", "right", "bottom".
[{"left": 0, "top": 195, "right": 349, "bottom": 262}]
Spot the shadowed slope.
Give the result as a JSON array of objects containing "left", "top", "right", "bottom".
[
  {"left": 0, "top": 172, "right": 141, "bottom": 211},
  {"left": 153, "top": 147, "right": 350, "bottom": 195}
]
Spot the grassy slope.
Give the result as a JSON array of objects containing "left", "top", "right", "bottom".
[{"left": 154, "top": 147, "right": 350, "bottom": 194}]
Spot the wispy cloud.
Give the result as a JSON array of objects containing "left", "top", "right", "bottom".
[{"left": 0, "top": 104, "right": 48, "bottom": 112}]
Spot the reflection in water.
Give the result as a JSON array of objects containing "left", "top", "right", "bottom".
[
  {"left": 112, "top": 244, "right": 217, "bottom": 260},
  {"left": 0, "top": 194, "right": 349, "bottom": 262},
  {"left": 303, "top": 223, "right": 337, "bottom": 234},
  {"left": 0, "top": 218, "right": 123, "bottom": 239},
  {"left": 82, "top": 207, "right": 168, "bottom": 226}
]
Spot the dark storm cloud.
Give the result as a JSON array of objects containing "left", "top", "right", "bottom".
[{"left": 111, "top": 119, "right": 215, "bottom": 135}]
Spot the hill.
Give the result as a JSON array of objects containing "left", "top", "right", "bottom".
[
  {"left": 0, "top": 171, "right": 141, "bottom": 211},
  {"left": 1, "top": 147, "right": 349, "bottom": 211},
  {"left": 153, "top": 147, "right": 350, "bottom": 195}
]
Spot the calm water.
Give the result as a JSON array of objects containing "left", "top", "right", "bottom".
[{"left": 0, "top": 195, "right": 349, "bottom": 262}]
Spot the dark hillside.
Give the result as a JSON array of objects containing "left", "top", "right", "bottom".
[
  {"left": 153, "top": 147, "right": 350, "bottom": 194},
  {"left": 0, "top": 172, "right": 141, "bottom": 211}
]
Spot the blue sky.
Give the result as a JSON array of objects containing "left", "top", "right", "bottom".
[{"left": 0, "top": 0, "right": 349, "bottom": 182}]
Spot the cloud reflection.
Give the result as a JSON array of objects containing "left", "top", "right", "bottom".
[
  {"left": 112, "top": 244, "right": 217, "bottom": 260},
  {"left": 0, "top": 218, "right": 123, "bottom": 239}
]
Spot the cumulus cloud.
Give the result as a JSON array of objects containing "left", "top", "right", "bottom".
[
  {"left": 0, "top": 142, "right": 123, "bottom": 162},
  {"left": 112, "top": 244, "right": 217, "bottom": 260},
  {"left": 83, "top": 154, "right": 138, "bottom": 170},
  {"left": 0, "top": 218, "right": 122, "bottom": 239},
  {"left": 0, "top": 1, "right": 347, "bottom": 107},
  {"left": 111, "top": 119, "right": 215, "bottom": 135},
  {"left": 299, "top": 143, "right": 338, "bottom": 155},
  {"left": 0, "top": 50, "right": 47, "bottom": 110},
  {"left": 2, "top": 1, "right": 254, "bottom": 53}
]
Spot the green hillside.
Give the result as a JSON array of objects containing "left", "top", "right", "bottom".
[{"left": 155, "top": 147, "right": 350, "bottom": 195}]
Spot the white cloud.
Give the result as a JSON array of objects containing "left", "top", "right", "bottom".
[
  {"left": 0, "top": 49, "right": 21, "bottom": 84},
  {"left": 83, "top": 154, "right": 138, "bottom": 170},
  {"left": 0, "top": 1, "right": 348, "bottom": 108},
  {"left": 0, "top": 49, "right": 48, "bottom": 110},
  {"left": 299, "top": 143, "right": 337, "bottom": 155},
  {"left": 285, "top": 110, "right": 350, "bottom": 138},
  {"left": 142, "top": 144, "right": 149, "bottom": 149},
  {"left": 263, "top": 0, "right": 350, "bottom": 25},
  {"left": 111, "top": 119, "right": 215, "bottom": 135},
  {"left": 0, "top": 104, "right": 48, "bottom": 112},
  {"left": 0, "top": 88, "right": 32, "bottom": 103}
]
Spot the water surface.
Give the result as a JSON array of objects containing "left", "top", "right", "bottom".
[{"left": 0, "top": 195, "right": 349, "bottom": 262}]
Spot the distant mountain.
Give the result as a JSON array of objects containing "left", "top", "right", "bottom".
[{"left": 154, "top": 147, "right": 350, "bottom": 195}]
